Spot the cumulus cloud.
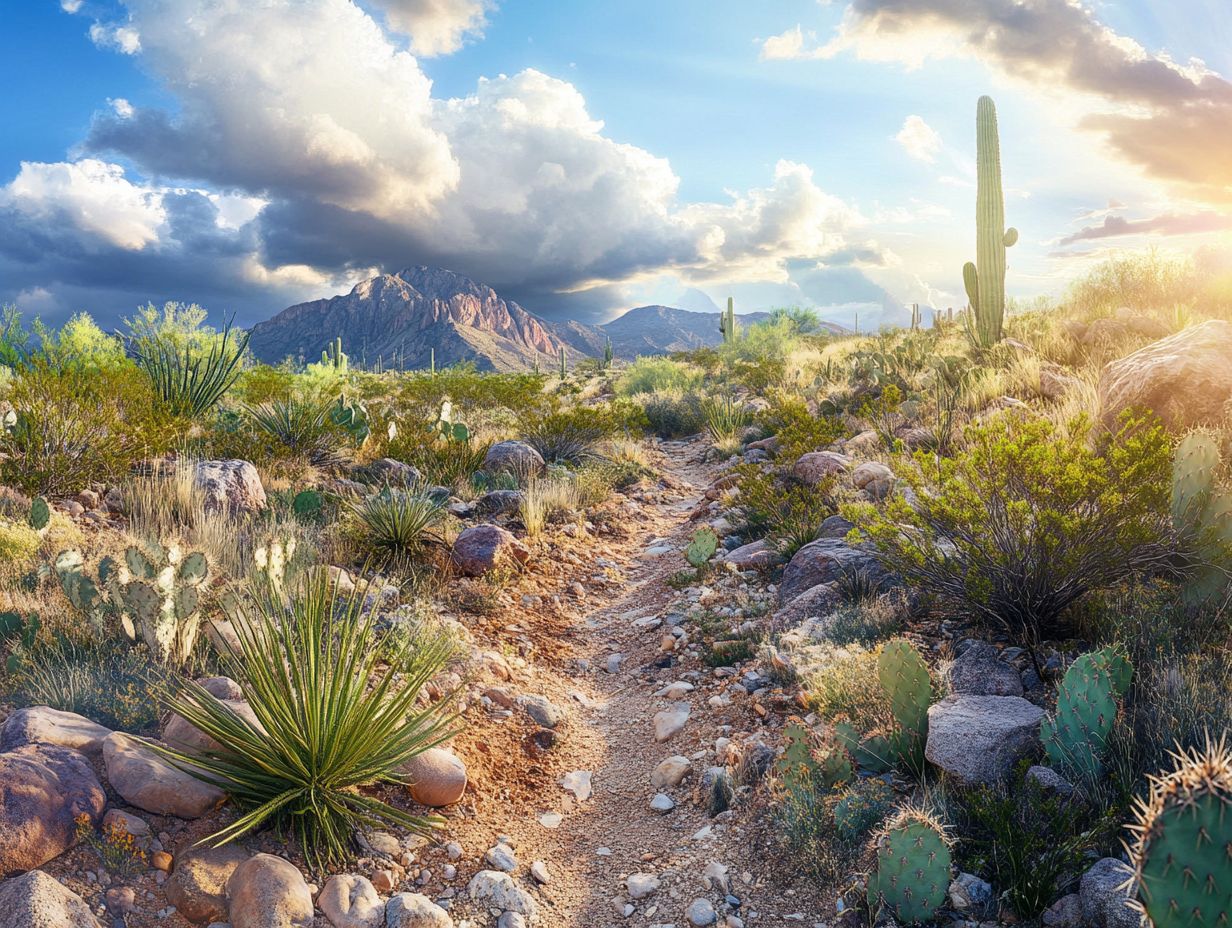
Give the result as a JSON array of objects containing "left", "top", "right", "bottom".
[
  {"left": 89, "top": 22, "right": 141, "bottom": 54},
  {"left": 760, "top": 25, "right": 826, "bottom": 61},
  {"left": 1058, "top": 211, "right": 1232, "bottom": 246},
  {"left": 369, "top": 0, "right": 492, "bottom": 56},
  {"left": 895, "top": 115, "right": 941, "bottom": 162},
  {"left": 820, "top": 0, "right": 1232, "bottom": 203}
]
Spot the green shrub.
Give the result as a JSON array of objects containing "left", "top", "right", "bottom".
[
  {"left": 348, "top": 489, "right": 446, "bottom": 566},
  {"left": 158, "top": 573, "right": 457, "bottom": 871},
  {"left": 701, "top": 395, "right": 750, "bottom": 456},
  {"left": 735, "top": 465, "right": 837, "bottom": 555},
  {"left": 850, "top": 412, "right": 1173, "bottom": 662},
  {"left": 520, "top": 401, "right": 646, "bottom": 465},
  {"left": 133, "top": 319, "right": 248, "bottom": 418},
  {"left": 246, "top": 395, "right": 343, "bottom": 464},
  {"left": 616, "top": 356, "right": 704, "bottom": 396},
  {"left": 0, "top": 519, "right": 40, "bottom": 574},
  {"left": 391, "top": 366, "right": 549, "bottom": 421},
  {"left": 803, "top": 644, "right": 893, "bottom": 733},
  {"left": 755, "top": 396, "right": 845, "bottom": 461},
  {"left": 641, "top": 390, "right": 704, "bottom": 438}
]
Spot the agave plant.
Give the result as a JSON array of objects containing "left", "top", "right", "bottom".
[
  {"left": 246, "top": 395, "right": 340, "bottom": 464},
  {"left": 349, "top": 488, "right": 447, "bottom": 564},
  {"left": 158, "top": 571, "right": 459, "bottom": 871},
  {"left": 133, "top": 321, "right": 249, "bottom": 418}
]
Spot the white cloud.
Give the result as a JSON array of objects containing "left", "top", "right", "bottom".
[
  {"left": 369, "top": 0, "right": 492, "bottom": 56},
  {"left": 760, "top": 25, "right": 827, "bottom": 61},
  {"left": 89, "top": 23, "right": 141, "bottom": 54},
  {"left": 895, "top": 115, "right": 941, "bottom": 163},
  {"left": 108, "top": 97, "right": 135, "bottom": 119},
  {"left": 59, "top": 0, "right": 82, "bottom": 11}
]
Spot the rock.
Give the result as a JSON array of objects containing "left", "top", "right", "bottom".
[
  {"left": 386, "top": 892, "right": 453, "bottom": 928},
  {"left": 792, "top": 451, "right": 850, "bottom": 486},
  {"left": 649, "top": 793, "right": 675, "bottom": 813},
  {"left": 225, "top": 854, "right": 313, "bottom": 928},
  {"left": 651, "top": 756, "right": 691, "bottom": 788},
  {"left": 102, "top": 809, "right": 149, "bottom": 838},
  {"left": 165, "top": 844, "right": 251, "bottom": 924},
  {"left": 1098, "top": 319, "right": 1232, "bottom": 432},
  {"left": 0, "top": 870, "right": 102, "bottom": 927},
  {"left": 318, "top": 874, "right": 384, "bottom": 928},
  {"left": 1042, "top": 893, "right": 1083, "bottom": 928},
  {"left": 559, "top": 770, "right": 593, "bottom": 801},
  {"left": 626, "top": 873, "right": 660, "bottom": 900},
  {"left": 653, "top": 704, "right": 690, "bottom": 742},
  {"left": 163, "top": 699, "right": 263, "bottom": 755},
  {"left": 851, "top": 461, "right": 895, "bottom": 499},
  {"left": 944, "top": 642, "right": 1023, "bottom": 697},
  {"left": 773, "top": 582, "right": 842, "bottom": 631},
  {"left": 152, "top": 850, "right": 174, "bottom": 872},
  {"left": 1026, "top": 764, "right": 1077, "bottom": 800},
  {"left": 924, "top": 695, "right": 1045, "bottom": 784},
  {"left": 400, "top": 748, "right": 467, "bottom": 808},
  {"left": 1039, "top": 365, "right": 1080, "bottom": 400},
  {"left": 199, "top": 676, "right": 245, "bottom": 701},
  {"left": 720, "top": 540, "right": 782, "bottom": 570},
  {"left": 0, "top": 744, "right": 105, "bottom": 875},
  {"left": 529, "top": 861, "right": 550, "bottom": 885},
  {"left": 687, "top": 898, "right": 718, "bottom": 926},
  {"left": 520, "top": 696, "right": 563, "bottom": 729},
  {"left": 473, "top": 489, "right": 524, "bottom": 516},
  {"left": 1080, "top": 858, "right": 1138, "bottom": 928},
  {"left": 466, "top": 871, "right": 538, "bottom": 922},
  {"left": 450, "top": 524, "right": 530, "bottom": 576},
  {"left": 482, "top": 441, "right": 544, "bottom": 477},
  {"left": 497, "top": 913, "right": 526, "bottom": 928},
  {"left": 194, "top": 460, "right": 267, "bottom": 515},
  {"left": 105, "top": 886, "right": 136, "bottom": 915},
  {"left": 485, "top": 843, "right": 517, "bottom": 872},
  {"left": 102, "top": 733, "right": 225, "bottom": 819},
  {"left": 779, "top": 539, "right": 891, "bottom": 603},
  {"left": 354, "top": 458, "right": 422, "bottom": 487},
  {"left": 815, "top": 515, "right": 855, "bottom": 539},
  {"left": 0, "top": 707, "right": 111, "bottom": 756},
  {"left": 948, "top": 872, "right": 993, "bottom": 910}
]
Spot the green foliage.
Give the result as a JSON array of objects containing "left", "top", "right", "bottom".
[
  {"left": 733, "top": 465, "right": 837, "bottom": 556},
  {"left": 616, "top": 356, "right": 704, "bottom": 396},
  {"left": 962, "top": 96, "right": 1017, "bottom": 349},
  {"left": 520, "top": 401, "right": 646, "bottom": 465},
  {"left": 851, "top": 412, "right": 1173, "bottom": 660},
  {"left": 720, "top": 297, "right": 738, "bottom": 344},
  {"left": 28, "top": 497, "right": 49, "bottom": 531},
  {"left": 0, "top": 611, "right": 40, "bottom": 672},
  {"left": 156, "top": 572, "right": 458, "bottom": 871},
  {"left": 1042, "top": 646, "right": 1130, "bottom": 783},
  {"left": 1170, "top": 431, "right": 1232, "bottom": 605},
  {"left": 348, "top": 488, "right": 446, "bottom": 566},
  {"left": 0, "top": 520, "right": 41, "bottom": 573},
  {"left": 640, "top": 390, "right": 704, "bottom": 438},
  {"left": 246, "top": 395, "right": 342, "bottom": 463},
  {"left": 330, "top": 393, "right": 371, "bottom": 444},
  {"left": 867, "top": 811, "right": 952, "bottom": 924},
  {"left": 291, "top": 489, "right": 325, "bottom": 522},
  {"left": 701, "top": 395, "right": 750, "bottom": 453},
  {"left": 833, "top": 778, "right": 893, "bottom": 841},
  {"left": 391, "top": 366, "right": 549, "bottom": 421},
  {"left": 1128, "top": 738, "right": 1232, "bottom": 928},
  {"left": 685, "top": 526, "right": 718, "bottom": 570},
  {"left": 134, "top": 319, "right": 249, "bottom": 418}
]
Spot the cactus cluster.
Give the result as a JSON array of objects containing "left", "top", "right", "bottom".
[
  {"left": 330, "top": 393, "right": 370, "bottom": 444},
  {"left": 321, "top": 336, "right": 347, "bottom": 371},
  {"left": 431, "top": 400, "right": 470, "bottom": 444},
  {"left": 685, "top": 526, "right": 719, "bottom": 570},
  {"left": 837, "top": 639, "right": 932, "bottom": 776},
  {"left": 776, "top": 721, "right": 853, "bottom": 794},
  {"left": 720, "top": 297, "right": 737, "bottom": 344},
  {"left": 910, "top": 303, "right": 922, "bottom": 331},
  {"left": 1041, "top": 645, "right": 1131, "bottom": 781},
  {"left": 1127, "top": 736, "right": 1232, "bottom": 928},
  {"left": 866, "top": 809, "right": 953, "bottom": 924},
  {"left": 962, "top": 95, "right": 1017, "bottom": 349},
  {"left": 1171, "top": 431, "right": 1232, "bottom": 604},
  {"left": 28, "top": 497, "right": 49, "bottom": 532},
  {"left": 559, "top": 346, "right": 568, "bottom": 381}
]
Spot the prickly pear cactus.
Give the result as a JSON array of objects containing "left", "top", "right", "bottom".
[
  {"left": 1042, "top": 649, "right": 1126, "bottom": 781},
  {"left": 1171, "top": 431, "right": 1232, "bottom": 605},
  {"left": 685, "top": 527, "right": 719, "bottom": 569},
  {"left": 1091, "top": 644, "right": 1133, "bottom": 697},
  {"left": 777, "top": 722, "right": 818, "bottom": 789},
  {"left": 1128, "top": 737, "right": 1232, "bottom": 928},
  {"left": 867, "top": 810, "right": 953, "bottom": 924},
  {"left": 118, "top": 543, "right": 209, "bottom": 665},
  {"left": 878, "top": 639, "right": 932, "bottom": 737},
  {"left": 28, "top": 497, "right": 49, "bottom": 531},
  {"left": 835, "top": 721, "right": 895, "bottom": 775}
]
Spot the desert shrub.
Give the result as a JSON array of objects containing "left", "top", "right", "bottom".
[
  {"left": 616, "top": 356, "right": 704, "bottom": 396},
  {"left": 824, "top": 593, "right": 906, "bottom": 647},
  {"left": 850, "top": 412, "right": 1173, "bottom": 661},
  {"left": 520, "top": 476, "right": 580, "bottom": 537},
  {"left": 520, "top": 401, "right": 646, "bottom": 465},
  {"left": 0, "top": 358, "right": 177, "bottom": 496},
  {"left": 774, "top": 762, "right": 868, "bottom": 882},
  {"left": 735, "top": 465, "right": 837, "bottom": 555},
  {"left": 389, "top": 430, "right": 491, "bottom": 490},
  {"left": 132, "top": 317, "right": 248, "bottom": 418},
  {"left": 158, "top": 573, "right": 457, "bottom": 870},
  {"left": 755, "top": 397, "right": 845, "bottom": 461},
  {"left": 641, "top": 390, "right": 704, "bottom": 438},
  {"left": 233, "top": 364, "right": 300, "bottom": 405},
  {"left": 0, "top": 520, "right": 40, "bottom": 574},
  {"left": 348, "top": 489, "right": 446, "bottom": 566},
  {"left": 392, "top": 366, "right": 549, "bottom": 421},
  {"left": 701, "top": 395, "right": 750, "bottom": 456},
  {"left": 246, "top": 395, "right": 343, "bottom": 465},
  {"left": 803, "top": 644, "right": 893, "bottom": 733}
]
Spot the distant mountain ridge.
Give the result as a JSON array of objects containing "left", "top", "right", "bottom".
[{"left": 248, "top": 266, "right": 843, "bottom": 372}]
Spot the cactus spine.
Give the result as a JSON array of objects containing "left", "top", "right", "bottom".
[
  {"left": 1127, "top": 736, "right": 1232, "bottom": 928},
  {"left": 1171, "top": 431, "right": 1232, "bottom": 604},
  {"left": 962, "top": 96, "right": 1017, "bottom": 349},
  {"left": 720, "top": 297, "right": 737, "bottom": 344},
  {"left": 1041, "top": 646, "right": 1130, "bottom": 781},
  {"left": 867, "top": 810, "right": 952, "bottom": 924}
]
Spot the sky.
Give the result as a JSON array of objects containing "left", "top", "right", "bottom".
[{"left": 2, "top": 0, "right": 1232, "bottom": 330}]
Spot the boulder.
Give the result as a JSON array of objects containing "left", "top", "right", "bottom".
[
  {"left": 354, "top": 458, "right": 421, "bottom": 488},
  {"left": 924, "top": 695, "right": 1045, "bottom": 784},
  {"left": 473, "top": 489, "right": 524, "bottom": 516},
  {"left": 815, "top": 514, "right": 855, "bottom": 539},
  {"left": 198, "top": 676, "right": 244, "bottom": 701},
  {"left": 226, "top": 854, "right": 313, "bottom": 928},
  {"left": 318, "top": 874, "right": 384, "bottom": 928},
  {"left": 482, "top": 441, "right": 544, "bottom": 477},
  {"left": 772, "top": 582, "right": 842, "bottom": 632},
  {"left": 1080, "top": 858, "right": 1138, "bottom": 928},
  {"left": 102, "top": 733, "right": 225, "bottom": 819},
  {"left": 387, "top": 892, "right": 453, "bottom": 928},
  {"left": 792, "top": 451, "right": 850, "bottom": 486},
  {"left": 400, "top": 748, "right": 467, "bottom": 807},
  {"left": 1098, "top": 319, "right": 1232, "bottom": 431},
  {"left": 944, "top": 642, "right": 1023, "bottom": 697},
  {"left": 779, "top": 539, "right": 891, "bottom": 603},
  {"left": 163, "top": 698, "right": 263, "bottom": 755},
  {"left": 0, "top": 707, "right": 111, "bottom": 756},
  {"left": 450, "top": 524, "right": 530, "bottom": 576},
  {"left": 0, "top": 870, "right": 102, "bottom": 928},
  {"left": 0, "top": 744, "right": 104, "bottom": 876},
  {"left": 194, "top": 460, "right": 267, "bottom": 515},
  {"left": 720, "top": 539, "right": 783, "bottom": 570},
  {"left": 1042, "top": 893, "right": 1083, "bottom": 928},
  {"left": 851, "top": 461, "right": 895, "bottom": 499},
  {"left": 165, "top": 844, "right": 251, "bottom": 924},
  {"left": 467, "top": 871, "right": 538, "bottom": 922}
]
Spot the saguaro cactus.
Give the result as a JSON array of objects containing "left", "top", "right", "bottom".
[
  {"left": 962, "top": 96, "right": 1017, "bottom": 348},
  {"left": 720, "top": 297, "right": 737, "bottom": 344}
]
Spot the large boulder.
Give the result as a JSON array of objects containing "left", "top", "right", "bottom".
[
  {"left": 0, "top": 870, "right": 102, "bottom": 927},
  {"left": 163, "top": 697, "right": 263, "bottom": 755},
  {"left": 0, "top": 707, "right": 111, "bottom": 756},
  {"left": 791, "top": 451, "right": 850, "bottom": 487},
  {"left": 924, "top": 695, "right": 1044, "bottom": 784},
  {"left": 851, "top": 462, "right": 895, "bottom": 499},
  {"left": 102, "top": 733, "right": 225, "bottom": 819},
  {"left": 482, "top": 441, "right": 544, "bottom": 477},
  {"left": 720, "top": 539, "right": 783, "bottom": 570},
  {"left": 1098, "top": 319, "right": 1232, "bottom": 431},
  {"left": 1080, "top": 858, "right": 1138, "bottom": 928},
  {"left": 194, "top": 459, "right": 267, "bottom": 515},
  {"left": 0, "top": 744, "right": 105, "bottom": 876},
  {"left": 318, "top": 874, "right": 384, "bottom": 928},
  {"left": 772, "top": 582, "right": 842, "bottom": 632},
  {"left": 226, "top": 854, "right": 314, "bottom": 928},
  {"left": 400, "top": 748, "right": 467, "bottom": 807},
  {"left": 451, "top": 524, "right": 530, "bottom": 576},
  {"left": 944, "top": 642, "right": 1023, "bottom": 697},
  {"left": 165, "top": 844, "right": 251, "bottom": 925},
  {"left": 779, "top": 539, "right": 891, "bottom": 603}
]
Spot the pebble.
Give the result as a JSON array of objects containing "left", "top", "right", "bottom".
[
  {"left": 687, "top": 898, "right": 718, "bottom": 926},
  {"left": 539, "top": 812, "right": 563, "bottom": 829},
  {"left": 649, "top": 794, "right": 676, "bottom": 813},
  {"left": 530, "top": 861, "right": 551, "bottom": 885},
  {"left": 485, "top": 843, "right": 517, "bottom": 872},
  {"left": 560, "top": 770, "right": 593, "bottom": 801}
]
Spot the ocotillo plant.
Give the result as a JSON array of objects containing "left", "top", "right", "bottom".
[
  {"left": 719, "top": 297, "right": 737, "bottom": 344},
  {"left": 962, "top": 95, "right": 1017, "bottom": 349}
]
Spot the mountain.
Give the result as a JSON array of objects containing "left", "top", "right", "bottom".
[
  {"left": 247, "top": 266, "right": 573, "bottom": 371},
  {"left": 248, "top": 266, "right": 848, "bottom": 372}
]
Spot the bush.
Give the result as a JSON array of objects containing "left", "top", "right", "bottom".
[
  {"left": 641, "top": 390, "right": 704, "bottom": 438},
  {"left": 158, "top": 573, "right": 457, "bottom": 870},
  {"left": 616, "top": 356, "right": 704, "bottom": 396},
  {"left": 755, "top": 397, "right": 845, "bottom": 461},
  {"left": 851, "top": 412, "right": 1173, "bottom": 662},
  {"left": 246, "top": 395, "right": 344, "bottom": 465},
  {"left": 803, "top": 644, "right": 893, "bottom": 733},
  {"left": 389, "top": 430, "right": 491, "bottom": 490},
  {"left": 132, "top": 316, "right": 248, "bottom": 418},
  {"left": 520, "top": 401, "right": 646, "bottom": 465},
  {"left": 348, "top": 489, "right": 446, "bottom": 566},
  {"left": 391, "top": 366, "right": 550, "bottom": 421},
  {"left": 735, "top": 465, "right": 837, "bottom": 555},
  {"left": 0, "top": 519, "right": 40, "bottom": 574}
]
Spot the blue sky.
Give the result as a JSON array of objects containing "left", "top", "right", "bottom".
[{"left": 2, "top": 0, "right": 1230, "bottom": 329}]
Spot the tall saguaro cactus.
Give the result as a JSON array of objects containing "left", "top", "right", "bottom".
[
  {"left": 962, "top": 96, "right": 1017, "bottom": 349},
  {"left": 719, "top": 297, "right": 737, "bottom": 344}
]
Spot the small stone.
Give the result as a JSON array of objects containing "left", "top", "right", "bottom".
[
  {"left": 530, "top": 861, "right": 551, "bottom": 885},
  {"left": 521, "top": 695, "right": 564, "bottom": 729},
  {"left": 538, "top": 812, "right": 563, "bottom": 829},
  {"left": 649, "top": 794, "right": 675, "bottom": 813},
  {"left": 318, "top": 873, "right": 384, "bottom": 928},
  {"left": 687, "top": 898, "right": 718, "bottom": 926},
  {"left": 485, "top": 843, "right": 517, "bottom": 872},
  {"left": 650, "top": 756, "right": 691, "bottom": 788},
  {"left": 560, "top": 770, "right": 593, "bottom": 801},
  {"left": 653, "top": 704, "right": 691, "bottom": 742},
  {"left": 372, "top": 869, "right": 398, "bottom": 893},
  {"left": 386, "top": 892, "right": 454, "bottom": 928},
  {"left": 152, "top": 850, "right": 174, "bottom": 872},
  {"left": 498, "top": 913, "right": 526, "bottom": 928},
  {"left": 627, "top": 873, "right": 661, "bottom": 900}
]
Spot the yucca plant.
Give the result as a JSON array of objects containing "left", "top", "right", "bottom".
[
  {"left": 133, "top": 321, "right": 249, "bottom": 418},
  {"left": 158, "top": 572, "right": 458, "bottom": 872},
  {"left": 702, "top": 395, "right": 750, "bottom": 456},
  {"left": 246, "top": 395, "right": 340, "bottom": 464},
  {"left": 349, "top": 488, "right": 446, "bottom": 565}
]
